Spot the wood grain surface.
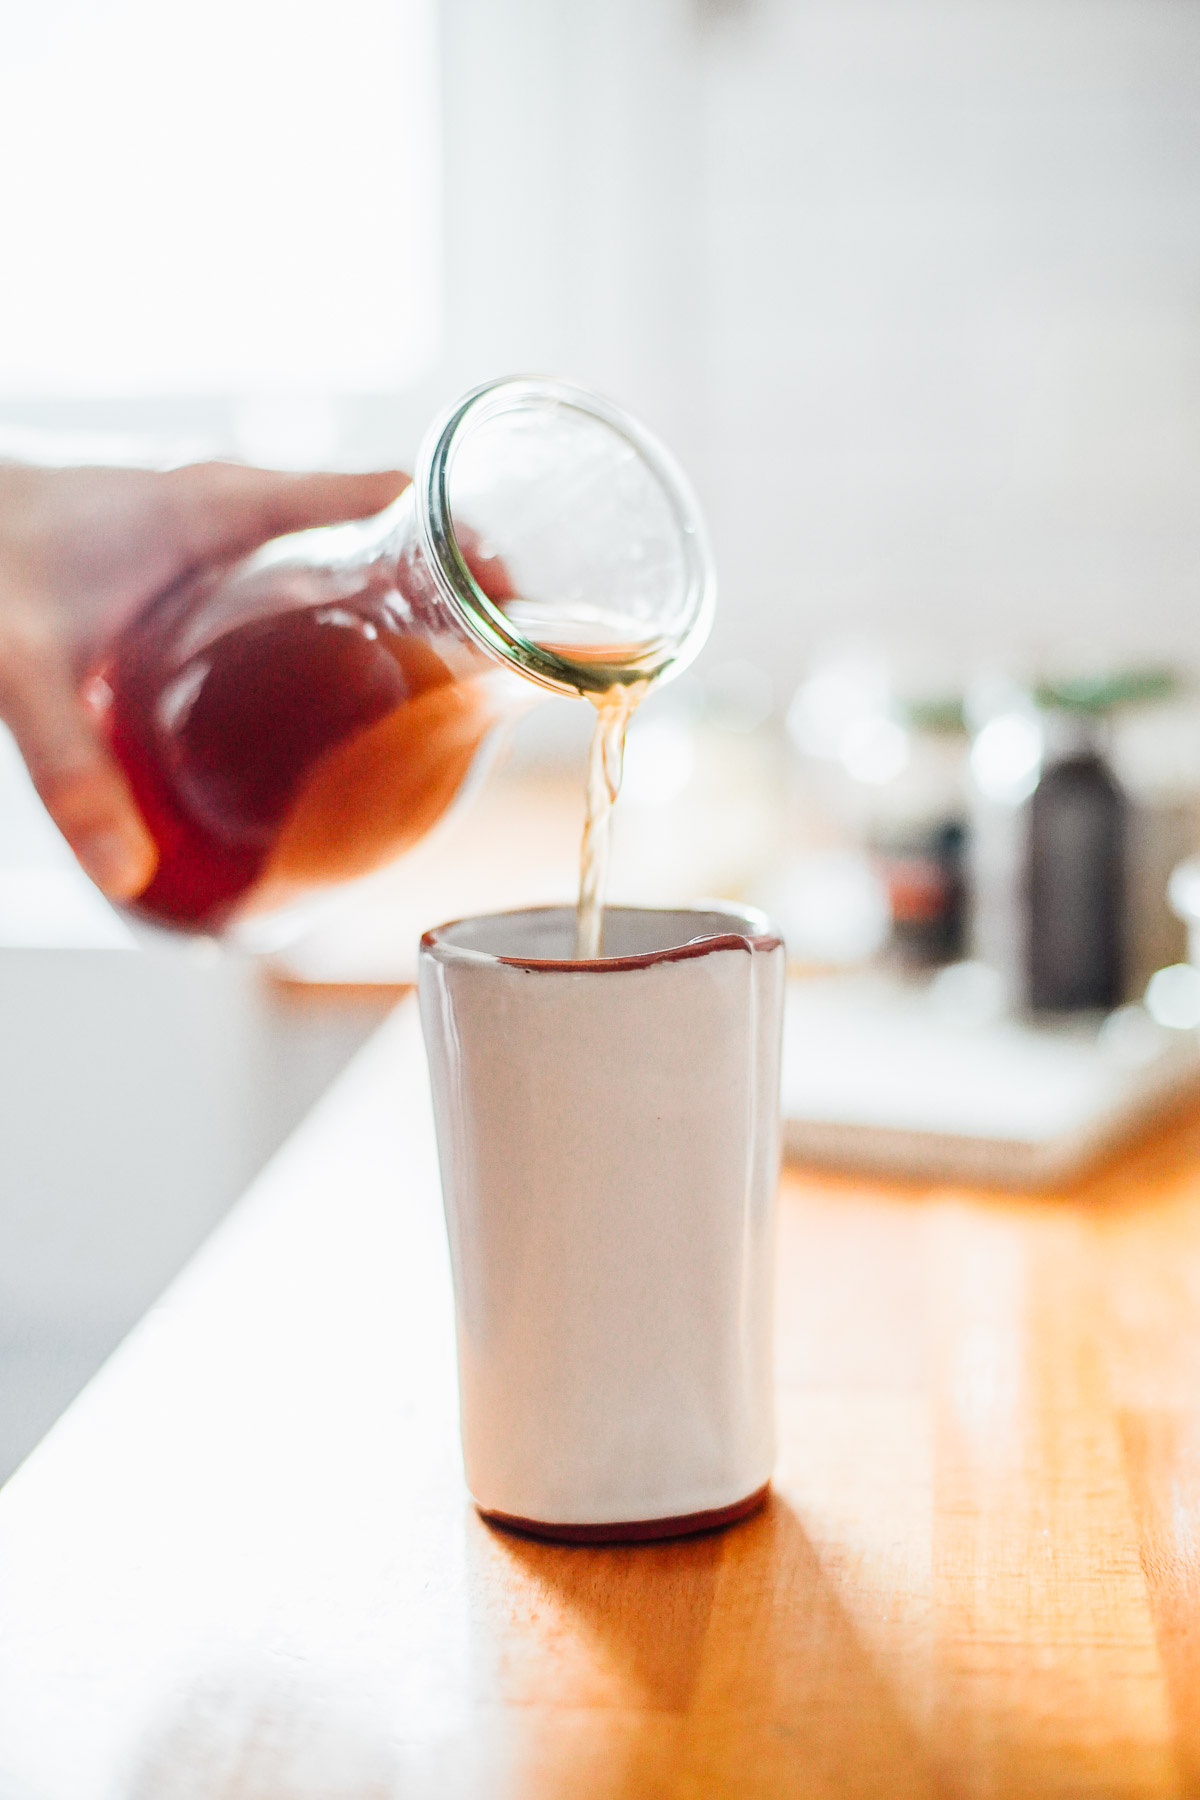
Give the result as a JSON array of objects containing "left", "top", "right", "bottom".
[{"left": 2, "top": 999, "right": 1200, "bottom": 1798}]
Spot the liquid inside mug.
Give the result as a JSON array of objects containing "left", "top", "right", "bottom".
[
  {"left": 419, "top": 904, "right": 785, "bottom": 1542},
  {"left": 92, "top": 378, "right": 715, "bottom": 937}
]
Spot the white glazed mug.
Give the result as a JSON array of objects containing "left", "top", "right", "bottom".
[{"left": 418, "top": 904, "right": 785, "bottom": 1542}]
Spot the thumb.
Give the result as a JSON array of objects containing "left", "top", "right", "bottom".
[
  {"left": 167, "top": 464, "right": 411, "bottom": 568},
  {"left": 0, "top": 615, "right": 156, "bottom": 900}
]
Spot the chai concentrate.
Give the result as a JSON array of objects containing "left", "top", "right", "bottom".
[{"left": 575, "top": 681, "right": 646, "bottom": 958}]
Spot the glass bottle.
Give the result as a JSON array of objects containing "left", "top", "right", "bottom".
[
  {"left": 91, "top": 377, "right": 715, "bottom": 937},
  {"left": 1026, "top": 709, "right": 1125, "bottom": 1011}
]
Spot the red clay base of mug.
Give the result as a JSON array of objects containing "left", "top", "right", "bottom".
[{"left": 478, "top": 1481, "right": 770, "bottom": 1545}]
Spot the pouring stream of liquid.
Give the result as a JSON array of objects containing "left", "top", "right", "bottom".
[{"left": 575, "top": 681, "right": 647, "bottom": 958}]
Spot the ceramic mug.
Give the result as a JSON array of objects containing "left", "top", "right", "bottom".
[{"left": 418, "top": 904, "right": 785, "bottom": 1542}]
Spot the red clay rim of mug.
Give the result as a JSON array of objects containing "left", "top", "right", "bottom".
[
  {"left": 477, "top": 1482, "right": 771, "bottom": 1545},
  {"left": 420, "top": 905, "right": 783, "bottom": 973}
]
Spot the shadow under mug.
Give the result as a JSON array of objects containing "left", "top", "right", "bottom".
[{"left": 418, "top": 905, "right": 786, "bottom": 1543}]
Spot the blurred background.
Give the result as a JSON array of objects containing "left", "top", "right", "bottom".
[
  {"left": 9, "top": 0, "right": 1200, "bottom": 675},
  {"left": 7, "top": 0, "right": 1200, "bottom": 1473}
]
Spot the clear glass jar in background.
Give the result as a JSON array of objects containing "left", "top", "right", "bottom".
[
  {"left": 92, "top": 377, "right": 715, "bottom": 941},
  {"left": 772, "top": 649, "right": 970, "bottom": 968},
  {"left": 863, "top": 697, "right": 970, "bottom": 968}
]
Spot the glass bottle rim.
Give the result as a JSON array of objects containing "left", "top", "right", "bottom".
[{"left": 413, "top": 375, "right": 716, "bottom": 698}]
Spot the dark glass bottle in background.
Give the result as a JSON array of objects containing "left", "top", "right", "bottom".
[
  {"left": 1026, "top": 718, "right": 1125, "bottom": 1012},
  {"left": 968, "top": 667, "right": 1183, "bottom": 1014}
]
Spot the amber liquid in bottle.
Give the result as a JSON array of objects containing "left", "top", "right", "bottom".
[
  {"left": 98, "top": 545, "right": 511, "bottom": 933},
  {"left": 101, "top": 534, "right": 662, "bottom": 947}
]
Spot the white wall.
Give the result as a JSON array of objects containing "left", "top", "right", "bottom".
[
  {"left": 436, "top": 0, "right": 1200, "bottom": 694},
  {"left": 697, "top": 0, "right": 1200, "bottom": 688}
]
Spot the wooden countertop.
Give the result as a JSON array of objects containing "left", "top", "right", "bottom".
[{"left": 2, "top": 998, "right": 1200, "bottom": 1798}]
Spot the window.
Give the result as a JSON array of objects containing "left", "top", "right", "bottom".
[{"left": 0, "top": 0, "right": 441, "bottom": 399}]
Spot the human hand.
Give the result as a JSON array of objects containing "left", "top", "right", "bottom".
[{"left": 0, "top": 460, "right": 409, "bottom": 899}]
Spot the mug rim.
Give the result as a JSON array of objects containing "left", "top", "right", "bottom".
[{"left": 419, "top": 903, "right": 783, "bottom": 973}]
